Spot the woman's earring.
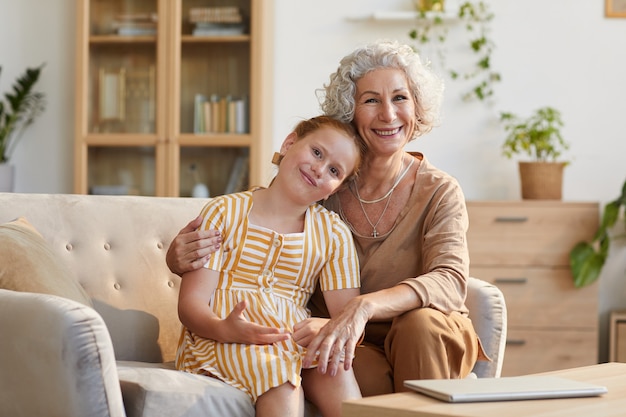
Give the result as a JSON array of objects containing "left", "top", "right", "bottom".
[{"left": 272, "top": 152, "right": 283, "bottom": 165}]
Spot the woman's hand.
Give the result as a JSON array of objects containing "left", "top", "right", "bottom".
[
  {"left": 292, "top": 317, "right": 329, "bottom": 347},
  {"left": 166, "top": 215, "right": 222, "bottom": 276},
  {"left": 302, "top": 297, "right": 371, "bottom": 376},
  {"left": 219, "top": 300, "right": 291, "bottom": 345}
]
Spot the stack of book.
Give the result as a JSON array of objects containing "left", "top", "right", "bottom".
[
  {"left": 112, "top": 13, "right": 158, "bottom": 36},
  {"left": 194, "top": 94, "right": 248, "bottom": 134},
  {"left": 189, "top": 7, "right": 246, "bottom": 36}
]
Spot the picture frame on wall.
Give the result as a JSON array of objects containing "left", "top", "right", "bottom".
[{"left": 606, "top": 0, "right": 626, "bottom": 17}]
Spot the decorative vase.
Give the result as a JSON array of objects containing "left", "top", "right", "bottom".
[
  {"left": 518, "top": 161, "right": 565, "bottom": 200},
  {"left": 192, "top": 182, "right": 210, "bottom": 198},
  {"left": 0, "top": 163, "right": 15, "bottom": 192}
]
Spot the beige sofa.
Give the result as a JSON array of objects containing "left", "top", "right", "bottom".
[{"left": 0, "top": 192, "right": 507, "bottom": 417}]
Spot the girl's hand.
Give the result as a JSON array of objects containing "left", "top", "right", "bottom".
[
  {"left": 292, "top": 317, "right": 329, "bottom": 347},
  {"left": 166, "top": 215, "right": 222, "bottom": 276},
  {"left": 218, "top": 300, "right": 291, "bottom": 345}
]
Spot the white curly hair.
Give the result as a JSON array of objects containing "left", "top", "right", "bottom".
[{"left": 318, "top": 39, "right": 444, "bottom": 140}]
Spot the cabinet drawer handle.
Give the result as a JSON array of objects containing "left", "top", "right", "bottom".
[
  {"left": 494, "top": 216, "right": 528, "bottom": 223},
  {"left": 506, "top": 339, "right": 527, "bottom": 346},
  {"left": 494, "top": 277, "right": 528, "bottom": 284}
]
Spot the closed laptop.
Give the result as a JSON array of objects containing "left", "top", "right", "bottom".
[{"left": 403, "top": 376, "right": 608, "bottom": 403}]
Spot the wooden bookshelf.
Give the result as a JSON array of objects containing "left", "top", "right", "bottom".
[{"left": 74, "top": 0, "right": 273, "bottom": 197}]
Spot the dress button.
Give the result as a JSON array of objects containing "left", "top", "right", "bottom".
[
  {"left": 262, "top": 287, "right": 272, "bottom": 293},
  {"left": 263, "top": 269, "right": 272, "bottom": 277},
  {"left": 273, "top": 238, "right": 280, "bottom": 247}
]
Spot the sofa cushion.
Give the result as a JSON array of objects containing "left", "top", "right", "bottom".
[
  {"left": 0, "top": 217, "right": 92, "bottom": 306},
  {"left": 117, "top": 361, "right": 255, "bottom": 417}
]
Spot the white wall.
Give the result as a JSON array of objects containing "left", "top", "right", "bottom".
[
  {"left": 2, "top": 0, "right": 625, "bottom": 362},
  {"left": 271, "top": 0, "right": 626, "bottom": 363},
  {"left": 272, "top": 0, "right": 626, "bottom": 205},
  {"left": 0, "top": 0, "right": 75, "bottom": 193}
]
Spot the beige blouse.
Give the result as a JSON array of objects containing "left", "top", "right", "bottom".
[{"left": 311, "top": 152, "right": 470, "bottom": 318}]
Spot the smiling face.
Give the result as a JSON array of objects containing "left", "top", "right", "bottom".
[
  {"left": 278, "top": 125, "right": 360, "bottom": 203},
  {"left": 353, "top": 68, "right": 417, "bottom": 158}
]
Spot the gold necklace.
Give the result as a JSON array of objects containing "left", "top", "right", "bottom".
[{"left": 356, "top": 157, "right": 414, "bottom": 204}]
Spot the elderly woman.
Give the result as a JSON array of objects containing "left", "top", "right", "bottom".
[{"left": 166, "top": 40, "right": 484, "bottom": 397}]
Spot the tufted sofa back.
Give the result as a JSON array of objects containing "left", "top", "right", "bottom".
[{"left": 0, "top": 193, "right": 209, "bottom": 363}]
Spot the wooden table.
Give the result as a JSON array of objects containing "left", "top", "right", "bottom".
[{"left": 342, "top": 363, "right": 626, "bottom": 417}]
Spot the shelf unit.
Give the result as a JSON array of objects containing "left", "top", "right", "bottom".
[
  {"left": 345, "top": 10, "right": 459, "bottom": 22},
  {"left": 74, "top": 0, "right": 274, "bottom": 197}
]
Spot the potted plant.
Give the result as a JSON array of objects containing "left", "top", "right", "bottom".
[
  {"left": 500, "top": 106, "right": 569, "bottom": 200},
  {"left": 0, "top": 64, "right": 46, "bottom": 191},
  {"left": 570, "top": 178, "right": 626, "bottom": 288}
]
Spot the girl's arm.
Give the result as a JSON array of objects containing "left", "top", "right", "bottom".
[
  {"left": 323, "top": 287, "right": 360, "bottom": 317},
  {"left": 292, "top": 287, "right": 360, "bottom": 348},
  {"left": 178, "top": 267, "right": 291, "bottom": 344},
  {"left": 177, "top": 267, "right": 222, "bottom": 339}
]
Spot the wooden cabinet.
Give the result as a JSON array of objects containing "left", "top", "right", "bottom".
[
  {"left": 610, "top": 310, "right": 626, "bottom": 362},
  {"left": 466, "top": 201, "right": 600, "bottom": 376},
  {"left": 74, "top": 0, "right": 273, "bottom": 197}
]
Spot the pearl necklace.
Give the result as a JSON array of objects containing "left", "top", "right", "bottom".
[
  {"left": 356, "top": 157, "right": 414, "bottom": 204},
  {"left": 354, "top": 157, "right": 414, "bottom": 238}
]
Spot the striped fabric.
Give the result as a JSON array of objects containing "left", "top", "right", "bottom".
[{"left": 176, "top": 191, "right": 359, "bottom": 401}]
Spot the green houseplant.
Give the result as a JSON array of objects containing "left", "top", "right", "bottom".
[
  {"left": 0, "top": 64, "right": 46, "bottom": 163},
  {"left": 570, "top": 179, "right": 626, "bottom": 288},
  {"left": 409, "top": 0, "right": 501, "bottom": 101},
  {"left": 500, "top": 106, "right": 569, "bottom": 200}
]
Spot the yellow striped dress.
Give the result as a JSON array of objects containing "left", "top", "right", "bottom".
[{"left": 175, "top": 191, "right": 360, "bottom": 402}]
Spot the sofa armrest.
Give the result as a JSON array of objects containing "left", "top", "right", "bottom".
[
  {"left": 466, "top": 277, "right": 508, "bottom": 378},
  {"left": 0, "top": 289, "right": 125, "bottom": 417}
]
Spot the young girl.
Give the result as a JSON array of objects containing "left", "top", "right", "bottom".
[{"left": 175, "top": 116, "right": 365, "bottom": 417}]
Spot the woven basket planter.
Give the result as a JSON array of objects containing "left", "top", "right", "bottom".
[{"left": 518, "top": 161, "right": 565, "bottom": 200}]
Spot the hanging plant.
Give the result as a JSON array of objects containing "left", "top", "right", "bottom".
[{"left": 409, "top": 1, "right": 501, "bottom": 101}]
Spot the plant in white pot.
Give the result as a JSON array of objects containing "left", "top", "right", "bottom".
[
  {"left": 0, "top": 64, "right": 46, "bottom": 192},
  {"left": 500, "top": 106, "right": 569, "bottom": 200}
]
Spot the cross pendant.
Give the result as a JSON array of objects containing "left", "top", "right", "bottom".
[{"left": 372, "top": 230, "right": 378, "bottom": 238}]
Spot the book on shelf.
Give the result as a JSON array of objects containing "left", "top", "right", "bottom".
[
  {"left": 116, "top": 27, "right": 157, "bottom": 36},
  {"left": 189, "top": 7, "right": 246, "bottom": 36},
  {"left": 116, "top": 13, "right": 158, "bottom": 22},
  {"left": 194, "top": 94, "right": 207, "bottom": 134},
  {"left": 224, "top": 154, "right": 250, "bottom": 195},
  {"left": 112, "top": 13, "right": 157, "bottom": 36},
  {"left": 192, "top": 23, "right": 246, "bottom": 36},
  {"left": 189, "top": 7, "right": 242, "bottom": 24},
  {"left": 194, "top": 94, "right": 248, "bottom": 134}
]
